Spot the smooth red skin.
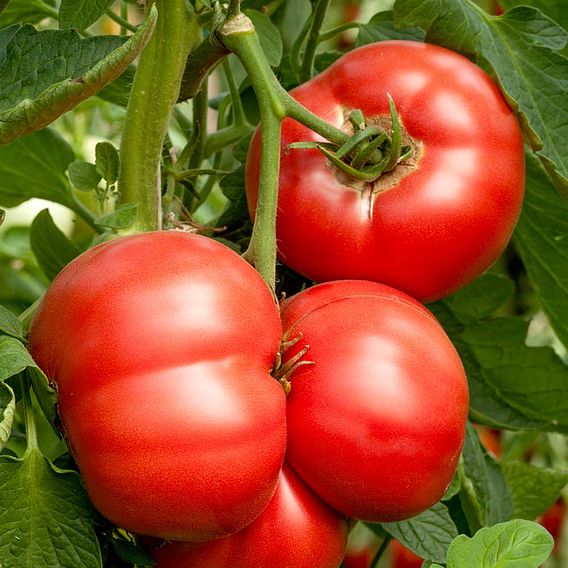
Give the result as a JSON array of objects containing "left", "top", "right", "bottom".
[
  {"left": 246, "top": 40, "right": 525, "bottom": 302},
  {"left": 28, "top": 232, "right": 286, "bottom": 541},
  {"left": 390, "top": 541, "right": 423, "bottom": 568},
  {"left": 280, "top": 280, "right": 469, "bottom": 521},
  {"left": 540, "top": 500, "right": 566, "bottom": 554},
  {"left": 150, "top": 464, "right": 349, "bottom": 568}
]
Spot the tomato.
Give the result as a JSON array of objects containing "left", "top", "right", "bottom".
[
  {"left": 246, "top": 40, "right": 525, "bottom": 302},
  {"left": 28, "top": 231, "right": 287, "bottom": 541},
  {"left": 280, "top": 280, "right": 469, "bottom": 521},
  {"left": 539, "top": 499, "right": 566, "bottom": 555},
  {"left": 474, "top": 424, "right": 502, "bottom": 458},
  {"left": 150, "top": 464, "right": 349, "bottom": 567},
  {"left": 390, "top": 540, "right": 423, "bottom": 568}
]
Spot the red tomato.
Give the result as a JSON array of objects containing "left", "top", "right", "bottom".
[
  {"left": 390, "top": 540, "right": 423, "bottom": 568},
  {"left": 150, "top": 464, "right": 349, "bottom": 567},
  {"left": 246, "top": 40, "right": 525, "bottom": 302},
  {"left": 280, "top": 280, "right": 469, "bottom": 521},
  {"left": 540, "top": 499, "right": 566, "bottom": 554},
  {"left": 28, "top": 232, "right": 286, "bottom": 541},
  {"left": 474, "top": 424, "right": 502, "bottom": 458}
]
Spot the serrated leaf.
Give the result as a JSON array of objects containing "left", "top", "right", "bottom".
[
  {"left": 0, "top": 304, "right": 23, "bottom": 340},
  {"left": 445, "top": 520, "right": 553, "bottom": 567},
  {"left": 0, "top": 380, "right": 15, "bottom": 450},
  {"left": 30, "top": 209, "right": 81, "bottom": 281},
  {"left": 377, "top": 502, "right": 458, "bottom": 564},
  {"left": 500, "top": 0, "right": 568, "bottom": 35},
  {"left": 502, "top": 461, "right": 568, "bottom": 521},
  {"left": 95, "top": 202, "right": 137, "bottom": 230},
  {"left": 0, "top": 128, "right": 76, "bottom": 210},
  {"left": 463, "top": 424, "right": 513, "bottom": 527},
  {"left": 0, "top": 8, "right": 157, "bottom": 145},
  {"left": 515, "top": 152, "right": 568, "bottom": 351},
  {"left": 59, "top": 0, "right": 116, "bottom": 31},
  {"left": 356, "top": 10, "right": 426, "bottom": 46},
  {"left": 431, "top": 276, "right": 568, "bottom": 432},
  {"left": 68, "top": 160, "right": 102, "bottom": 191},
  {"left": 244, "top": 9, "right": 282, "bottom": 67},
  {"left": 0, "top": 449, "right": 102, "bottom": 568},
  {"left": 95, "top": 141, "right": 119, "bottom": 184},
  {"left": 394, "top": 0, "right": 568, "bottom": 188}
]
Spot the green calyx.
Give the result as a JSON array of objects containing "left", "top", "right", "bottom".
[{"left": 287, "top": 95, "right": 414, "bottom": 183}]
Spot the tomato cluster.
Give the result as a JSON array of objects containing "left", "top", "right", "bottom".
[{"left": 28, "top": 39, "right": 524, "bottom": 567}]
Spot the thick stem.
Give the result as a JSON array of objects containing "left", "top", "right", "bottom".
[
  {"left": 299, "top": 0, "right": 331, "bottom": 83},
  {"left": 118, "top": 1, "right": 200, "bottom": 233}
]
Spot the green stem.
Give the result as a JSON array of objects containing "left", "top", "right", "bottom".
[
  {"left": 71, "top": 194, "right": 103, "bottom": 233},
  {"left": 319, "top": 22, "right": 360, "bottom": 43},
  {"left": 300, "top": 0, "right": 331, "bottom": 83},
  {"left": 106, "top": 7, "right": 138, "bottom": 33},
  {"left": 37, "top": 1, "right": 59, "bottom": 19},
  {"left": 118, "top": 1, "right": 200, "bottom": 233},
  {"left": 371, "top": 535, "right": 392, "bottom": 568},
  {"left": 21, "top": 374, "right": 39, "bottom": 452}
]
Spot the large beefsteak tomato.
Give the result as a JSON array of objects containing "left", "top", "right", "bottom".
[
  {"left": 280, "top": 280, "right": 469, "bottom": 521},
  {"left": 28, "top": 231, "right": 286, "bottom": 541},
  {"left": 246, "top": 40, "right": 525, "bottom": 302}
]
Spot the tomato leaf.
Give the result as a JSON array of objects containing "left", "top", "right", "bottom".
[
  {"left": 501, "top": 461, "right": 568, "bottom": 521},
  {"left": 431, "top": 275, "right": 568, "bottom": 433},
  {"left": 96, "top": 64, "right": 135, "bottom": 107},
  {"left": 68, "top": 160, "right": 102, "bottom": 192},
  {"left": 356, "top": 10, "right": 425, "bottom": 46},
  {"left": 0, "top": 128, "right": 78, "bottom": 210},
  {"left": 0, "top": 9, "right": 156, "bottom": 144},
  {"left": 460, "top": 423, "right": 513, "bottom": 530},
  {"left": 0, "top": 380, "right": 15, "bottom": 451},
  {"left": 95, "top": 141, "right": 119, "bottom": 185},
  {"left": 30, "top": 210, "right": 82, "bottom": 281},
  {"left": 443, "top": 520, "right": 553, "bottom": 567},
  {"left": 94, "top": 202, "right": 138, "bottom": 230},
  {"left": 0, "top": 304, "right": 23, "bottom": 340},
  {"left": 0, "top": 449, "right": 102, "bottom": 568},
  {"left": 372, "top": 502, "right": 459, "bottom": 564},
  {"left": 59, "top": 0, "right": 116, "bottom": 31},
  {"left": 514, "top": 152, "right": 568, "bottom": 351},
  {"left": 394, "top": 0, "right": 568, "bottom": 188},
  {"left": 499, "top": 0, "right": 568, "bottom": 35},
  {"left": 111, "top": 538, "right": 155, "bottom": 567}
]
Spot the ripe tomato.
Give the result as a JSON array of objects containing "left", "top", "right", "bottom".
[
  {"left": 246, "top": 40, "right": 525, "bottom": 302},
  {"left": 150, "top": 464, "right": 349, "bottom": 567},
  {"left": 28, "top": 231, "right": 287, "bottom": 541},
  {"left": 280, "top": 280, "right": 469, "bottom": 521},
  {"left": 540, "top": 499, "right": 566, "bottom": 555},
  {"left": 390, "top": 540, "right": 423, "bottom": 568}
]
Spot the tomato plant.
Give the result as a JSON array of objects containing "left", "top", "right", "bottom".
[
  {"left": 280, "top": 280, "right": 469, "bottom": 521},
  {"left": 150, "top": 464, "right": 349, "bottom": 567},
  {"left": 28, "top": 231, "right": 287, "bottom": 541},
  {"left": 0, "top": 1, "right": 567, "bottom": 567},
  {"left": 246, "top": 40, "right": 525, "bottom": 302}
]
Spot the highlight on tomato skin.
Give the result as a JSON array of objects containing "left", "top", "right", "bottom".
[
  {"left": 27, "top": 231, "right": 287, "bottom": 542},
  {"left": 149, "top": 464, "right": 349, "bottom": 568},
  {"left": 280, "top": 280, "right": 469, "bottom": 523},
  {"left": 245, "top": 40, "right": 525, "bottom": 302}
]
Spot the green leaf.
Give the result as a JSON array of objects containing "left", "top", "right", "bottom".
[
  {"left": 515, "top": 152, "right": 568, "bottom": 351},
  {"left": 0, "top": 0, "right": 56, "bottom": 28},
  {"left": 445, "top": 520, "right": 553, "bottom": 567},
  {"left": 0, "top": 380, "right": 15, "bottom": 450},
  {"left": 500, "top": 0, "right": 568, "bottom": 35},
  {"left": 0, "top": 449, "right": 102, "bottom": 568},
  {"left": 0, "top": 128, "right": 76, "bottom": 210},
  {"left": 461, "top": 423, "right": 513, "bottom": 529},
  {"left": 30, "top": 209, "right": 81, "bottom": 281},
  {"left": 111, "top": 539, "right": 155, "bottom": 567},
  {"left": 431, "top": 275, "right": 568, "bottom": 432},
  {"left": 95, "top": 202, "right": 137, "bottom": 230},
  {"left": 59, "top": 0, "right": 116, "bottom": 31},
  {"left": 394, "top": 0, "right": 568, "bottom": 188},
  {"left": 68, "top": 160, "right": 102, "bottom": 191},
  {"left": 96, "top": 63, "right": 135, "bottom": 107},
  {"left": 95, "top": 141, "right": 119, "bottom": 185},
  {"left": 502, "top": 461, "right": 568, "bottom": 521},
  {"left": 377, "top": 502, "right": 458, "bottom": 564},
  {"left": 0, "top": 335, "right": 38, "bottom": 383},
  {"left": 0, "top": 304, "right": 23, "bottom": 340},
  {"left": 0, "top": 9, "right": 157, "bottom": 145},
  {"left": 245, "top": 9, "right": 282, "bottom": 67},
  {"left": 356, "top": 11, "right": 426, "bottom": 46}
]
